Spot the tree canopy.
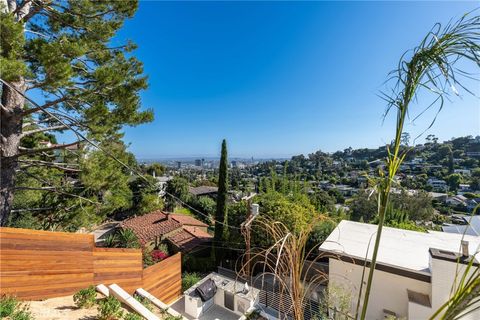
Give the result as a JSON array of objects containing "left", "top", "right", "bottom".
[{"left": 1, "top": 0, "right": 152, "bottom": 227}]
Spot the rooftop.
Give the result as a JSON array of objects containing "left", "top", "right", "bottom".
[
  {"left": 189, "top": 186, "right": 218, "bottom": 196},
  {"left": 122, "top": 211, "right": 212, "bottom": 250},
  {"left": 442, "top": 215, "right": 480, "bottom": 237},
  {"left": 320, "top": 220, "right": 480, "bottom": 275},
  {"left": 121, "top": 211, "right": 182, "bottom": 243},
  {"left": 167, "top": 226, "right": 212, "bottom": 252},
  {"left": 168, "top": 213, "right": 208, "bottom": 227}
]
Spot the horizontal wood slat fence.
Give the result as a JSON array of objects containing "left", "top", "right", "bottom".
[
  {"left": 143, "top": 251, "right": 182, "bottom": 304},
  {"left": 0, "top": 227, "right": 181, "bottom": 303}
]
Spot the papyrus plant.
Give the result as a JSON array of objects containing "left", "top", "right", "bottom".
[
  {"left": 357, "top": 13, "right": 480, "bottom": 320},
  {"left": 239, "top": 215, "right": 332, "bottom": 320}
]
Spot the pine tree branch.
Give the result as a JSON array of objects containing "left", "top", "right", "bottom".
[
  {"left": 22, "top": 96, "right": 69, "bottom": 116},
  {"left": 13, "top": 187, "right": 98, "bottom": 205},
  {"left": 18, "top": 140, "right": 82, "bottom": 156},
  {"left": 19, "top": 159, "right": 81, "bottom": 172},
  {"left": 21, "top": 124, "right": 68, "bottom": 137},
  {"left": 14, "top": 186, "right": 56, "bottom": 191}
]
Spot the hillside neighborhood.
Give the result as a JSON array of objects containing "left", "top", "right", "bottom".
[{"left": 1, "top": 1, "right": 479, "bottom": 320}]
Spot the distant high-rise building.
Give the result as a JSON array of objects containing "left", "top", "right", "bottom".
[
  {"left": 195, "top": 159, "right": 202, "bottom": 167},
  {"left": 176, "top": 161, "right": 181, "bottom": 169}
]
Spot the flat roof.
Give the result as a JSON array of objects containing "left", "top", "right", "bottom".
[{"left": 320, "top": 220, "right": 480, "bottom": 275}]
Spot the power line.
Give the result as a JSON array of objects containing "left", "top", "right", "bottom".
[
  {"left": 163, "top": 191, "right": 241, "bottom": 230},
  {"left": 1, "top": 78, "right": 242, "bottom": 231}
]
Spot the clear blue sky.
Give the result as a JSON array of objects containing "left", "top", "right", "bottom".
[{"left": 116, "top": 1, "right": 479, "bottom": 159}]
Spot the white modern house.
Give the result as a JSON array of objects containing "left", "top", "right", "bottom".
[
  {"left": 427, "top": 178, "right": 448, "bottom": 191},
  {"left": 320, "top": 220, "right": 480, "bottom": 320}
]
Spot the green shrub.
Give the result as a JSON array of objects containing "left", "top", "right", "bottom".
[
  {"left": 0, "top": 295, "right": 19, "bottom": 317},
  {"left": 164, "top": 315, "right": 183, "bottom": 320},
  {"left": 123, "top": 312, "right": 143, "bottom": 320},
  {"left": 117, "top": 229, "right": 140, "bottom": 249},
  {"left": 11, "top": 306, "right": 34, "bottom": 320},
  {"left": 73, "top": 286, "right": 97, "bottom": 308},
  {"left": 0, "top": 296, "right": 34, "bottom": 320},
  {"left": 133, "top": 294, "right": 153, "bottom": 311},
  {"left": 182, "top": 272, "right": 202, "bottom": 291},
  {"left": 182, "top": 254, "right": 216, "bottom": 273},
  {"left": 104, "top": 233, "right": 119, "bottom": 248},
  {"left": 142, "top": 247, "right": 154, "bottom": 268},
  {"left": 156, "top": 243, "right": 169, "bottom": 255},
  {"left": 104, "top": 229, "right": 140, "bottom": 249},
  {"left": 97, "top": 296, "right": 123, "bottom": 320}
]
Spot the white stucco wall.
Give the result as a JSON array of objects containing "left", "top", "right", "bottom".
[
  {"left": 430, "top": 256, "right": 480, "bottom": 320},
  {"left": 328, "top": 259, "right": 431, "bottom": 320},
  {"left": 408, "top": 301, "right": 432, "bottom": 320},
  {"left": 329, "top": 257, "right": 480, "bottom": 320}
]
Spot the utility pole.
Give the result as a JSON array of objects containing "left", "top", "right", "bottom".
[{"left": 241, "top": 194, "right": 259, "bottom": 278}]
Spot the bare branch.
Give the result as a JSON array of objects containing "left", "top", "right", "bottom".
[
  {"left": 22, "top": 96, "right": 69, "bottom": 116},
  {"left": 21, "top": 124, "right": 68, "bottom": 137},
  {"left": 18, "top": 140, "right": 82, "bottom": 156},
  {"left": 18, "top": 159, "right": 81, "bottom": 172}
]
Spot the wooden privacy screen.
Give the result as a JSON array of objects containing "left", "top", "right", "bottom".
[
  {"left": 0, "top": 227, "right": 182, "bottom": 303},
  {"left": 93, "top": 248, "right": 143, "bottom": 294},
  {"left": 143, "top": 251, "right": 182, "bottom": 304}
]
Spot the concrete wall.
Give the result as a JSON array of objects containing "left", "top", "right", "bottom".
[{"left": 328, "top": 259, "right": 430, "bottom": 320}]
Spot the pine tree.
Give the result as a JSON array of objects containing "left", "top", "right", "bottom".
[
  {"left": 0, "top": 1, "right": 152, "bottom": 225},
  {"left": 214, "top": 139, "right": 228, "bottom": 262}
]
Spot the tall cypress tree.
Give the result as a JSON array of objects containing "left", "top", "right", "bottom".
[{"left": 214, "top": 139, "right": 228, "bottom": 262}]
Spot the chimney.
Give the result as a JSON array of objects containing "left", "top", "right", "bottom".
[{"left": 461, "top": 240, "right": 469, "bottom": 257}]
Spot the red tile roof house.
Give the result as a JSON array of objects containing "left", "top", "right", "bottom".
[{"left": 121, "top": 210, "right": 212, "bottom": 253}]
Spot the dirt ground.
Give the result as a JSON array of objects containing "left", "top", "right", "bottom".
[
  {"left": 27, "top": 295, "right": 98, "bottom": 320},
  {"left": 26, "top": 294, "right": 167, "bottom": 320}
]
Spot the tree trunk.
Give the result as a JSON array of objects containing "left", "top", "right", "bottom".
[{"left": 1, "top": 79, "right": 26, "bottom": 226}]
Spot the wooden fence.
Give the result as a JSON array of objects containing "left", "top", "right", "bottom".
[
  {"left": 93, "top": 247, "right": 143, "bottom": 294},
  {"left": 0, "top": 227, "right": 181, "bottom": 303},
  {"left": 143, "top": 252, "right": 182, "bottom": 304}
]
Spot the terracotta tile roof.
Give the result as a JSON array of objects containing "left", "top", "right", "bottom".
[
  {"left": 167, "top": 228, "right": 211, "bottom": 252},
  {"left": 168, "top": 213, "right": 208, "bottom": 227},
  {"left": 183, "top": 225, "right": 213, "bottom": 239},
  {"left": 121, "top": 211, "right": 182, "bottom": 244}
]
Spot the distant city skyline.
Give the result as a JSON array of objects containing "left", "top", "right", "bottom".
[
  {"left": 113, "top": 1, "right": 478, "bottom": 158},
  {"left": 137, "top": 134, "right": 479, "bottom": 161}
]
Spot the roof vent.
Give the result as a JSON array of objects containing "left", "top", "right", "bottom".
[{"left": 461, "top": 240, "right": 469, "bottom": 257}]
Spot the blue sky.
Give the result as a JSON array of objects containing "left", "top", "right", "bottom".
[{"left": 116, "top": 1, "right": 479, "bottom": 159}]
